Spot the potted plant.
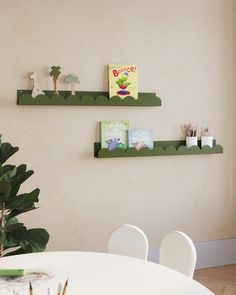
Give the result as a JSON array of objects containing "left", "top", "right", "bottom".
[{"left": 0, "top": 137, "right": 49, "bottom": 257}]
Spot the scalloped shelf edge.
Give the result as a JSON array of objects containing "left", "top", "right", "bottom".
[
  {"left": 94, "top": 140, "right": 223, "bottom": 158},
  {"left": 17, "top": 90, "right": 162, "bottom": 106}
]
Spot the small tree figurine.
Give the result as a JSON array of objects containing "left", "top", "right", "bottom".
[
  {"left": 64, "top": 74, "right": 80, "bottom": 95},
  {"left": 49, "top": 66, "right": 61, "bottom": 96},
  {"left": 0, "top": 137, "right": 49, "bottom": 257}
]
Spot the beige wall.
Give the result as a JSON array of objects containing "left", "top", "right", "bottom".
[{"left": 0, "top": 0, "right": 235, "bottom": 252}]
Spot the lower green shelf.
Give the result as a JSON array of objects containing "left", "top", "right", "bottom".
[{"left": 94, "top": 140, "right": 223, "bottom": 158}]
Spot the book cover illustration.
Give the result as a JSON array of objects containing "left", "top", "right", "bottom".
[
  {"left": 109, "top": 64, "right": 138, "bottom": 99},
  {"left": 128, "top": 129, "right": 154, "bottom": 150},
  {"left": 101, "top": 121, "right": 129, "bottom": 150}
]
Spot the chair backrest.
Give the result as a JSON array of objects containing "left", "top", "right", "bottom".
[
  {"left": 107, "top": 224, "right": 149, "bottom": 260},
  {"left": 159, "top": 231, "right": 197, "bottom": 277}
]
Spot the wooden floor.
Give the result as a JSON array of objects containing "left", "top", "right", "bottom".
[{"left": 194, "top": 264, "right": 236, "bottom": 295}]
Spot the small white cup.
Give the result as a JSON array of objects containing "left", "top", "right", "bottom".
[
  {"left": 186, "top": 136, "right": 198, "bottom": 148},
  {"left": 201, "top": 136, "right": 213, "bottom": 148}
]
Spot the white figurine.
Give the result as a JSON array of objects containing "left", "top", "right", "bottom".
[{"left": 30, "top": 72, "right": 45, "bottom": 98}]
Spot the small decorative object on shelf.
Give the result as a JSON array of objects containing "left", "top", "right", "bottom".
[
  {"left": 182, "top": 123, "right": 198, "bottom": 148},
  {"left": 128, "top": 129, "right": 153, "bottom": 150},
  {"left": 94, "top": 140, "right": 223, "bottom": 158},
  {"left": 201, "top": 127, "right": 213, "bottom": 148},
  {"left": 101, "top": 120, "right": 129, "bottom": 150},
  {"left": 109, "top": 64, "right": 138, "bottom": 99},
  {"left": 30, "top": 72, "right": 45, "bottom": 98},
  {"left": 49, "top": 66, "right": 61, "bottom": 96},
  {"left": 64, "top": 73, "right": 80, "bottom": 95}
]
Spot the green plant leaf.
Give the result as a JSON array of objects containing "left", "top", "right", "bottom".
[
  {"left": 0, "top": 225, "right": 27, "bottom": 247},
  {"left": 19, "top": 228, "right": 49, "bottom": 252},
  {"left": 6, "top": 188, "right": 40, "bottom": 209},
  {"left": 3, "top": 247, "right": 25, "bottom": 256},
  {"left": 0, "top": 181, "right": 11, "bottom": 196},
  {"left": 0, "top": 165, "right": 3, "bottom": 176},
  {"left": 10, "top": 167, "right": 34, "bottom": 197},
  {"left": 1, "top": 165, "right": 16, "bottom": 176},
  {"left": 0, "top": 167, "right": 17, "bottom": 181},
  {"left": 0, "top": 232, "right": 18, "bottom": 247},
  {"left": 13, "top": 169, "right": 34, "bottom": 187},
  {"left": 5, "top": 217, "right": 18, "bottom": 225},
  {"left": 0, "top": 143, "right": 19, "bottom": 164},
  {"left": 15, "top": 164, "right": 27, "bottom": 175},
  {"left": 2, "top": 225, "right": 27, "bottom": 247},
  {"left": 2, "top": 222, "right": 25, "bottom": 233},
  {"left": 6, "top": 207, "right": 38, "bottom": 219},
  {"left": 0, "top": 140, "right": 49, "bottom": 257}
]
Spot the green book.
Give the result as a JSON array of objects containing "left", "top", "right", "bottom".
[
  {"left": 109, "top": 64, "right": 138, "bottom": 99},
  {"left": 101, "top": 120, "right": 129, "bottom": 150}
]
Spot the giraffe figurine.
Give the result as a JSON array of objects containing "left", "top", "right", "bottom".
[{"left": 30, "top": 72, "right": 45, "bottom": 98}]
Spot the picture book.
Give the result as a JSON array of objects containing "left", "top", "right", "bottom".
[
  {"left": 128, "top": 129, "right": 154, "bottom": 150},
  {"left": 101, "top": 121, "right": 129, "bottom": 150},
  {"left": 109, "top": 64, "right": 138, "bottom": 99}
]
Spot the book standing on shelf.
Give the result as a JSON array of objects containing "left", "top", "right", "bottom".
[
  {"left": 128, "top": 129, "right": 154, "bottom": 150},
  {"left": 109, "top": 64, "right": 138, "bottom": 99},
  {"left": 101, "top": 121, "right": 129, "bottom": 150}
]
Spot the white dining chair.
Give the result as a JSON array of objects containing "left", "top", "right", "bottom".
[
  {"left": 159, "top": 231, "right": 197, "bottom": 278},
  {"left": 107, "top": 224, "right": 149, "bottom": 260}
]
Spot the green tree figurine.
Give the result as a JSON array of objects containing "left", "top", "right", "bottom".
[
  {"left": 49, "top": 66, "right": 61, "bottom": 96},
  {"left": 0, "top": 137, "right": 49, "bottom": 257}
]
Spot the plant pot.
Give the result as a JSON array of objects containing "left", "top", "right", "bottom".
[
  {"left": 186, "top": 136, "right": 198, "bottom": 148},
  {"left": 201, "top": 136, "right": 213, "bottom": 148}
]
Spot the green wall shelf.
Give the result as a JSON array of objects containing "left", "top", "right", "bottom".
[
  {"left": 94, "top": 140, "right": 223, "bottom": 158},
  {"left": 17, "top": 90, "right": 162, "bottom": 106}
]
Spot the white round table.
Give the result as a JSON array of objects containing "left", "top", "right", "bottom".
[{"left": 0, "top": 251, "right": 214, "bottom": 295}]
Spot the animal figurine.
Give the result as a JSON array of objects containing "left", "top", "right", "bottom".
[{"left": 30, "top": 72, "right": 45, "bottom": 98}]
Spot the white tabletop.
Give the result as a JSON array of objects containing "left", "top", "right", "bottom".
[{"left": 0, "top": 251, "right": 214, "bottom": 295}]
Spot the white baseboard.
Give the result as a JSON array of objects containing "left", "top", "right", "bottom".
[{"left": 148, "top": 238, "right": 236, "bottom": 269}]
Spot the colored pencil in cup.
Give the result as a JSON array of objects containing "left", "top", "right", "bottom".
[
  {"left": 57, "top": 282, "right": 62, "bottom": 295},
  {"left": 62, "top": 279, "right": 68, "bottom": 295},
  {"left": 29, "top": 282, "right": 33, "bottom": 295}
]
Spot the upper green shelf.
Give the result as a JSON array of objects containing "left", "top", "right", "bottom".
[
  {"left": 17, "top": 90, "right": 162, "bottom": 106},
  {"left": 94, "top": 140, "right": 223, "bottom": 158}
]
